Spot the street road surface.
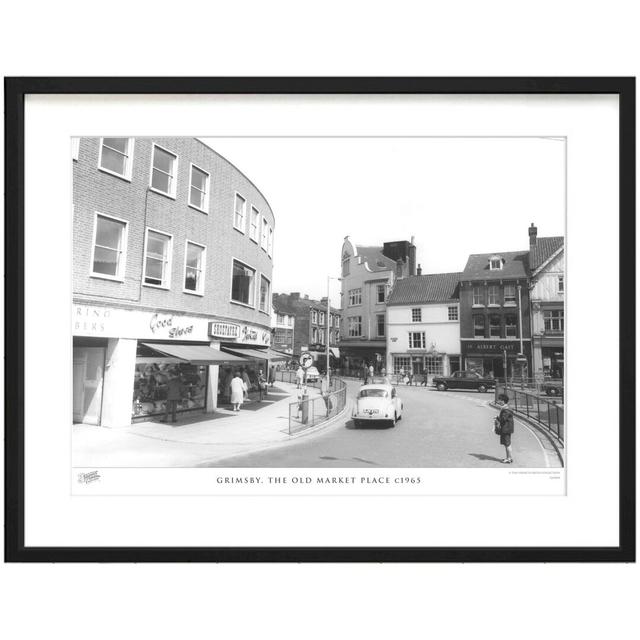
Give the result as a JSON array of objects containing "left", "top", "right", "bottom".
[{"left": 205, "top": 380, "right": 552, "bottom": 468}]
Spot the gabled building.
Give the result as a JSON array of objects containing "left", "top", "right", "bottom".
[
  {"left": 339, "top": 236, "right": 417, "bottom": 373},
  {"left": 527, "top": 224, "right": 565, "bottom": 381},
  {"left": 271, "top": 298, "right": 296, "bottom": 356},
  {"left": 459, "top": 243, "right": 531, "bottom": 378},
  {"left": 386, "top": 271, "right": 462, "bottom": 379}
]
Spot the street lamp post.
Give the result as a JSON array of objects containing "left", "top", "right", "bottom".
[{"left": 326, "top": 276, "right": 341, "bottom": 390}]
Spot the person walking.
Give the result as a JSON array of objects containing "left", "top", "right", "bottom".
[
  {"left": 230, "top": 372, "right": 246, "bottom": 412},
  {"left": 295, "top": 365, "right": 305, "bottom": 389},
  {"left": 258, "top": 369, "right": 267, "bottom": 400},
  {"left": 269, "top": 365, "right": 275, "bottom": 387},
  {"left": 320, "top": 375, "right": 332, "bottom": 417},
  {"left": 420, "top": 371, "right": 428, "bottom": 387},
  {"left": 241, "top": 368, "right": 251, "bottom": 402},
  {"left": 162, "top": 371, "right": 184, "bottom": 423},
  {"left": 494, "top": 393, "right": 515, "bottom": 464}
]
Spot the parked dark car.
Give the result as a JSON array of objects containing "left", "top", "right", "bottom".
[
  {"left": 432, "top": 370, "right": 496, "bottom": 393},
  {"left": 541, "top": 380, "right": 564, "bottom": 397}
]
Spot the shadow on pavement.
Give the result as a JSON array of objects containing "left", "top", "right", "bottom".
[{"left": 468, "top": 453, "right": 504, "bottom": 463}]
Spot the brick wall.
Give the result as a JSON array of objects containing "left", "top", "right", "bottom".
[{"left": 73, "top": 138, "right": 275, "bottom": 329}]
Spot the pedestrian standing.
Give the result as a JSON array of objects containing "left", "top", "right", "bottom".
[
  {"left": 408, "top": 371, "right": 414, "bottom": 386},
  {"left": 162, "top": 371, "right": 184, "bottom": 423},
  {"left": 421, "top": 371, "right": 428, "bottom": 386},
  {"left": 230, "top": 372, "right": 245, "bottom": 412},
  {"left": 494, "top": 393, "right": 515, "bottom": 464},
  {"left": 295, "top": 365, "right": 304, "bottom": 389},
  {"left": 368, "top": 364, "right": 374, "bottom": 383},
  {"left": 258, "top": 369, "right": 267, "bottom": 400},
  {"left": 269, "top": 365, "right": 275, "bottom": 387}
]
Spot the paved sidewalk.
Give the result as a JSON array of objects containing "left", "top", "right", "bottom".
[{"left": 73, "top": 381, "right": 346, "bottom": 467}]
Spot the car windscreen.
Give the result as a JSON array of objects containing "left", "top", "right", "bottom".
[{"left": 358, "top": 389, "right": 388, "bottom": 398}]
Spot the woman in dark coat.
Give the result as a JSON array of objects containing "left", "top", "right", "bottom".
[{"left": 494, "top": 393, "right": 514, "bottom": 464}]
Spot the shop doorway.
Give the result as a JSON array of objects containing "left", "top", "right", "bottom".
[{"left": 73, "top": 347, "right": 105, "bottom": 425}]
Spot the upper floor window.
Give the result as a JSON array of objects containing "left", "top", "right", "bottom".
[
  {"left": 150, "top": 144, "right": 177, "bottom": 197},
  {"left": 259, "top": 275, "right": 271, "bottom": 313},
  {"left": 377, "top": 314, "right": 385, "bottom": 337},
  {"left": 376, "top": 284, "right": 386, "bottom": 303},
  {"left": 504, "top": 284, "right": 516, "bottom": 305},
  {"left": 488, "top": 285, "right": 499, "bottom": 306},
  {"left": 249, "top": 207, "right": 260, "bottom": 243},
  {"left": 277, "top": 313, "right": 285, "bottom": 324},
  {"left": 231, "top": 259, "right": 255, "bottom": 306},
  {"left": 234, "top": 194, "right": 246, "bottom": 232},
  {"left": 411, "top": 308, "right": 422, "bottom": 322},
  {"left": 544, "top": 310, "right": 564, "bottom": 333},
  {"left": 489, "top": 314, "right": 501, "bottom": 338},
  {"left": 408, "top": 331, "right": 425, "bottom": 349},
  {"left": 448, "top": 306, "right": 458, "bottom": 321},
  {"left": 319, "top": 311, "right": 325, "bottom": 325},
  {"left": 558, "top": 275, "right": 564, "bottom": 294},
  {"left": 319, "top": 329, "right": 325, "bottom": 344},
  {"left": 91, "top": 213, "right": 128, "bottom": 280},
  {"left": 189, "top": 164, "right": 210, "bottom": 212},
  {"left": 473, "top": 286, "right": 483, "bottom": 306},
  {"left": 342, "top": 256, "right": 350, "bottom": 277},
  {"left": 335, "top": 316, "right": 340, "bottom": 328},
  {"left": 312, "top": 327, "right": 319, "bottom": 343},
  {"left": 267, "top": 226, "right": 274, "bottom": 257},
  {"left": 143, "top": 229, "right": 172, "bottom": 288},
  {"left": 348, "top": 288, "right": 362, "bottom": 306},
  {"left": 99, "top": 137, "right": 134, "bottom": 180},
  {"left": 287, "top": 315, "right": 293, "bottom": 326},
  {"left": 489, "top": 255, "right": 503, "bottom": 270},
  {"left": 311, "top": 309, "right": 318, "bottom": 324},
  {"left": 261, "top": 217, "right": 269, "bottom": 250},
  {"left": 473, "top": 315, "right": 485, "bottom": 338},
  {"left": 505, "top": 314, "right": 517, "bottom": 338},
  {"left": 348, "top": 316, "right": 362, "bottom": 337},
  {"left": 184, "top": 241, "right": 205, "bottom": 295}
]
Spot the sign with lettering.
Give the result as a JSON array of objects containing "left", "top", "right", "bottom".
[
  {"left": 461, "top": 340, "right": 530, "bottom": 355},
  {"left": 209, "top": 322, "right": 240, "bottom": 339},
  {"left": 73, "top": 305, "right": 209, "bottom": 341}
]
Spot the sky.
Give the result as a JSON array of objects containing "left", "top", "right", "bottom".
[{"left": 203, "top": 137, "right": 566, "bottom": 307}]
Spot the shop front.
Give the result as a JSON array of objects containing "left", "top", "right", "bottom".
[
  {"left": 390, "top": 352, "right": 459, "bottom": 378},
  {"left": 73, "top": 304, "right": 244, "bottom": 427},
  {"left": 461, "top": 340, "right": 531, "bottom": 379}
]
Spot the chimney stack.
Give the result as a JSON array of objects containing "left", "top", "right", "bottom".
[
  {"left": 529, "top": 223, "right": 538, "bottom": 247},
  {"left": 291, "top": 292, "right": 300, "bottom": 300},
  {"left": 396, "top": 258, "right": 404, "bottom": 279},
  {"left": 417, "top": 264, "right": 422, "bottom": 276}
]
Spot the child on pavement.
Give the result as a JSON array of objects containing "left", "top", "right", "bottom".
[{"left": 494, "top": 393, "right": 515, "bottom": 464}]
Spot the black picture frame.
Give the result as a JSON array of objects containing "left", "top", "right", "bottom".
[{"left": 4, "top": 77, "right": 635, "bottom": 563}]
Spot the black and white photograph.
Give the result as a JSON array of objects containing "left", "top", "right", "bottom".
[{"left": 71, "top": 135, "right": 566, "bottom": 474}]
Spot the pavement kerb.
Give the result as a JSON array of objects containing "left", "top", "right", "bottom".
[
  {"left": 490, "top": 401, "right": 565, "bottom": 467},
  {"left": 285, "top": 397, "right": 354, "bottom": 440}
]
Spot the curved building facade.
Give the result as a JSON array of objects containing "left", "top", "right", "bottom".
[{"left": 72, "top": 137, "right": 275, "bottom": 426}]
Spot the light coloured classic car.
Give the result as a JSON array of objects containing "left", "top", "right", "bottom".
[{"left": 352, "top": 383, "right": 403, "bottom": 428}]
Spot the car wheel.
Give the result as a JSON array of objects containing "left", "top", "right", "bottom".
[
  {"left": 437, "top": 383, "right": 446, "bottom": 391},
  {"left": 389, "top": 413, "right": 397, "bottom": 428},
  {"left": 478, "top": 384, "right": 487, "bottom": 393}
]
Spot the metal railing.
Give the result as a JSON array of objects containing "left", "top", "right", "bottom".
[
  {"left": 287, "top": 377, "right": 347, "bottom": 435},
  {"left": 494, "top": 383, "right": 564, "bottom": 443}
]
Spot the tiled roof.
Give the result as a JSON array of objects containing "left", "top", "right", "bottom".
[
  {"left": 529, "top": 236, "right": 564, "bottom": 272},
  {"left": 273, "top": 293, "right": 340, "bottom": 314},
  {"left": 355, "top": 245, "right": 396, "bottom": 272},
  {"left": 462, "top": 250, "right": 529, "bottom": 281},
  {"left": 387, "top": 273, "right": 462, "bottom": 306}
]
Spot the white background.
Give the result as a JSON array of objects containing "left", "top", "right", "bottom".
[{"left": 1, "top": 2, "right": 638, "bottom": 640}]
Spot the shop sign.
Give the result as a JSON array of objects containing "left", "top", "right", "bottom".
[
  {"left": 461, "top": 340, "right": 519, "bottom": 354},
  {"left": 209, "top": 322, "right": 240, "bottom": 339},
  {"left": 73, "top": 305, "right": 209, "bottom": 341}
]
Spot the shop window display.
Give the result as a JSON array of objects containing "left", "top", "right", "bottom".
[{"left": 132, "top": 361, "right": 207, "bottom": 418}]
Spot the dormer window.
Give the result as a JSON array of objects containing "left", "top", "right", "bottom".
[{"left": 489, "top": 255, "right": 503, "bottom": 270}]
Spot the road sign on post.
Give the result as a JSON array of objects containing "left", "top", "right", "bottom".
[{"left": 300, "top": 353, "right": 313, "bottom": 369}]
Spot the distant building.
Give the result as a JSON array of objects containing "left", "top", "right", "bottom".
[
  {"left": 271, "top": 298, "right": 296, "bottom": 355},
  {"left": 386, "top": 272, "right": 462, "bottom": 379},
  {"left": 527, "top": 224, "right": 564, "bottom": 380},
  {"left": 339, "top": 236, "right": 417, "bottom": 373},
  {"left": 459, "top": 241, "right": 531, "bottom": 378},
  {"left": 271, "top": 292, "right": 341, "bottom": 365}
]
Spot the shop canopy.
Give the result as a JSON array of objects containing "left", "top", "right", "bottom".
[
  {"left": 222, "top": 347, "right": 272, "bottom": 361},
  {"left": 141, "top": 343, "right": 248, "bottom": 366}
]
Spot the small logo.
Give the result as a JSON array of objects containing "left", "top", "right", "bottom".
[{"left": 77, "top": 470, "right": 101, "bottom": 484}]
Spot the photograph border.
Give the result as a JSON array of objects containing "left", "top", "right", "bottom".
[{"left": 4, "top": 76, "right": 635, "bottom": 562}]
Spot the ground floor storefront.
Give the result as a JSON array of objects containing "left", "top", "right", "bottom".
[
  {"left": 337, "top": 342, "right": 387, "bottom": 376},
  {"left": 389, "top": 352, "right": 461, "bottom": 379},
  {"left": 532, "top": 335, "right": 564, "bottom": 381},
  {"left": 73, "top": 304, "right": 271, "bottom": 427},
  {"left": 461, "top": 339, "right": 532, "bottom": 379}
]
